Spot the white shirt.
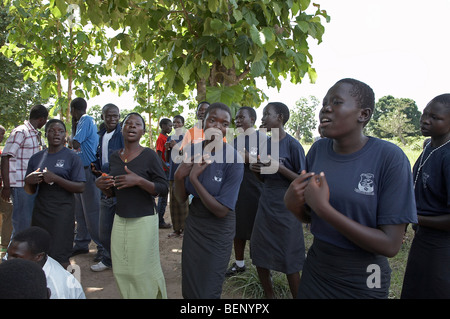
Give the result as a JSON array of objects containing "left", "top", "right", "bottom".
[
  {"left": 42, "top": 256, "right": 86, "bottom": 299},
  {"left": 101, "top": 130, "right": 114, "bottom": 166}
]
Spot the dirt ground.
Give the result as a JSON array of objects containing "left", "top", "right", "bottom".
[
  {"left": 70, "top": 206, "right": 236, "bottom": 299},
  {"left": 71, "top": 211, "right": 184, "bottom": 299}
]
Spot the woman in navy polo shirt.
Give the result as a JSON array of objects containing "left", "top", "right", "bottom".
[
  {"left": 285, "top": 79, "right": 417, "bottom": 298},
  {"left": 25, "top": 119, "right": 86, "bottom": 269},
  {"left": 174, "top": 102, "right": 244, "bottom": 299}
]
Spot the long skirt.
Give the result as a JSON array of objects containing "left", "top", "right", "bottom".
[
  {"left": 298, "top": 238, "right": 391, "bottom": 299},
  {"left": 234, "top": 166, "right": 262, "bottom": 240},
  {"left": 111, "top": 214, "right": 167, "bottom": 299},
  {"left": 32, "top": 183, "right": 74, "bottom": 266},
  {"left": 401, "top": 225, "right": 450, "bottom": 299},
  {"left": 182, "top": 197, "right": 235, "bottom": 299}
]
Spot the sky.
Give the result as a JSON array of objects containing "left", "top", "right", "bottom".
[{"left": 89, "top": 0, "right": 450, "bottom": 126}]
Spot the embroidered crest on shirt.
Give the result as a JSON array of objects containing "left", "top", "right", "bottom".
[
  {"left": 354, "top": 173, "right": 374, "bottom": 195},
  {"left": 213, "top": 170, "right": 223, "bottom": 182},
  {"left": 421, "top": 172, "right": 430, "bottom": 189},
  {"left": 55, "top": 160, "right": 65, "bottom": 168}
]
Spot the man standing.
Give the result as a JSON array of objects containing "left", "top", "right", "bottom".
[
  {"left": 0, "top": 124, "right": 13, "bottom": 255},
  {"left": 90, "top": 103, "right": 124, "bottom": 272},
  {"left": 156, "top": 118, "right": 173, "bottom": 229},
  {"left": 1, "top": 104, "right": 48, "bottom": 246},
  {"left": 70, "top": 97, "right": 103, "bottom": 261}
]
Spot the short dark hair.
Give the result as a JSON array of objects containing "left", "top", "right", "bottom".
[
  {"left": 122, "top": 112, "right": 146, "bottom": 131},
  {"left": 267, "top": 102, "right": 290, "bottom": 124},
  {"left": 238, "top": 106, "right": 257, "bottom": 123},
  {"left": 70, "top": 97, "right": 87, "bottom": 112},
  {"left": 45, "top": 119, "right": 66, "bottom": 134},
  {"left": 159, "top": 118, "right": 172, "bottom": 128},
  {"left": 205, "top": 102, "right": 232, "bottom": 120},
  {"left": 29, "top": 104, "right": 48, "bottom": 120},
  {"left": 12, "top": 226, "right": 51, "bottom": 255},
  {"left": 102, "top": 103, "right": 120, "bottom": 114},
  {"left": 335, "top": 78, "right": 375, "bottom": 112},
  {"left": 430, "top": 93, "right": 450, "bottom": 108},
  {"left": 197, "top": 101, "right": 210, "bottom": 110},
  {"left": 0, "top": 258, "right": 48, "bottom": 299},
  {"left": 173, "top": 115, "right": 185, "bottom": 124}
]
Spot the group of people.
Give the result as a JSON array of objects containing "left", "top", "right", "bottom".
[{"left": 0, "top": 78, "right": 448, "bottom": 299}]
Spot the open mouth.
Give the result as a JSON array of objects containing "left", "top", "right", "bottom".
[{"left": 319, "top": 118, "right": 331, "bottom": 127}]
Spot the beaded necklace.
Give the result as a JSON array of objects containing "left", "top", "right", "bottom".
[{"left": 414, "top": 139, "right": 450, "bottom": 189}]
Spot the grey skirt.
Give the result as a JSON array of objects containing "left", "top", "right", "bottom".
[
  {"left": 401, "top": 225, "right": 450, "bottom": 299},
  {"left": 298, "top": 238, "right": 391, "bottom": 299},
  {"left": 250, "top": 183, "right": 305, "bottom": 274},
  {"left": 182, "top": 197, "right": 235, "bottom": 299}
]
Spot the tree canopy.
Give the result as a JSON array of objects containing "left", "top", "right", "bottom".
[{"left": 66, "top": 0, "right": 330, "bottom": 115}]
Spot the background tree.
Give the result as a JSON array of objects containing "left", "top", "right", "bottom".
[
  {"left": 126, "top": 59, "right": 186, "bottom": 147},
  {"left": 285, "top": 95, "right": 318, "bottom": 142},
  {"left": 366, "top": 95, "right": 421, "bottom": 142},
  {"left": 0, "top": 3, "right": 44, "bottom": 130},
  {"left": 67, "top": 0, "right": 330, "bottom": 115},
  {"left": 1, "top": 0, "right": 113, "bottom": 125}
]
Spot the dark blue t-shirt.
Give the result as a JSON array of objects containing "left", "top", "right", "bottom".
[
  {"left": 184, "top": 142, "right": 244, "bottom": 211},
  {"left": 413, "top": 142, "right": 450, "bottom": 216},
  {"left": 26, "top": 147, "right": 86, "bottom": 183},
  {"left": 307, "top": 137, "right": 417, "bottom": 250},
  {"left": 260, "top": 133, "right": 305, "bottom": 185}
]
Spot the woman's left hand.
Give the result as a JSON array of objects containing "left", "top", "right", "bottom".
[
  {"left": 42, "top": 167, "right": 58, "bottom": 185},
  {"left": 189, "top": 154, "right": 211, "bottom": 180}
]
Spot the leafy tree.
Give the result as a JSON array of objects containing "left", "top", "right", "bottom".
[
  {"left": 285, "top": 95, "right": 318, "bottom": 142},
  {"left": 126, "top": 59, "right": 187, "bottom": 147},
  {"left": 1, "top": 0, "right": 113, "bottom": 123},
  {"left": 66, "top": 0, "right": 330, "bottom": 115},
  {"left": 366, "top": 95, "right": 421, "bottom": 142},
  {"left": 0, "top": 3, "right": 44, "bottom": 130},
  {"left": 377, "top": 108, "right": 416, "bottom": 145}
]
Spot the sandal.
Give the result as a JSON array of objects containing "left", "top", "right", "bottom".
[{"left": 168, "top": 231, "right": 183, "bottom": 238}]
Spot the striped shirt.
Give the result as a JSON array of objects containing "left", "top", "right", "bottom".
[{"left": 1, "top": 120, "right": 43, "bottom": 187}]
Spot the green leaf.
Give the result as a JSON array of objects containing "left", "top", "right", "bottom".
[
  {"left": 208, "top": 0, "right": 219, "bottom": 12},
  {"left": 300, "top": 0, "right": 311, "bottom": 11},
  {"left": 250, "top": 25, "right": 264, "bottom": 47},
  {"left": 307, "top": 67, "right": 317, "bottom": 83},
  {"left": 197, "top": 63, "right": 210, "bottom": 79},
  {"left": 233, "top": 9, "right": 243, "bottom": 22},
  {"left": 206, "top": 85, "right": 243, "bottom": 106}
]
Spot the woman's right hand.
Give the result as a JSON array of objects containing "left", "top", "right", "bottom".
[
  {"left": 25, "top": 168, "right": 44, "bottom": 185},
  {"left": 284, "top": 170, "right": 315, "bottom": 213},
  {"left": 95, "top": 173, "right": 115, "bottom": 190}
]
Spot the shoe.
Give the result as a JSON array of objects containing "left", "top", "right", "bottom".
[
  {"left": 168, "top": 231, "right": 183, "bottom": 238},
  {"left": 71, "top": 248, "right": 89, "bottom": 257},
  {"left": 90, "top": 261, "right": 111, "bottom": 272},
  {"left": 159, "top": 222, "right": 172, "bottom": 229},
  {"left": 225, "top": 262, "right": 246, "bottom": 277}
]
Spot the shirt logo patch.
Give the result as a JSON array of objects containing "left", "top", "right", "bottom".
[
  {"left": 213, "top": 170, "right": 223, "bottom": 182},
  {"left": 422, "top": 172, "right": 430, "bottom": 189},
  {"left": 355, "top": 173, "right": 374, "bottom": 195},
  {"left": 55, "top": 160, "right": 65, "bottom": 168}
]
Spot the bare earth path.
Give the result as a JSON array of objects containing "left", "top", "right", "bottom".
[{"left": 71, "top": 211, "right": 184, "bottom": 299}]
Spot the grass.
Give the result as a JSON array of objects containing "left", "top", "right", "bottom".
[
  {"left": 224, "top": 226, "right": 415, "bottom": 299},
  {"left": 223, "top": 140, "right": 421, "bottom": 299}
]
